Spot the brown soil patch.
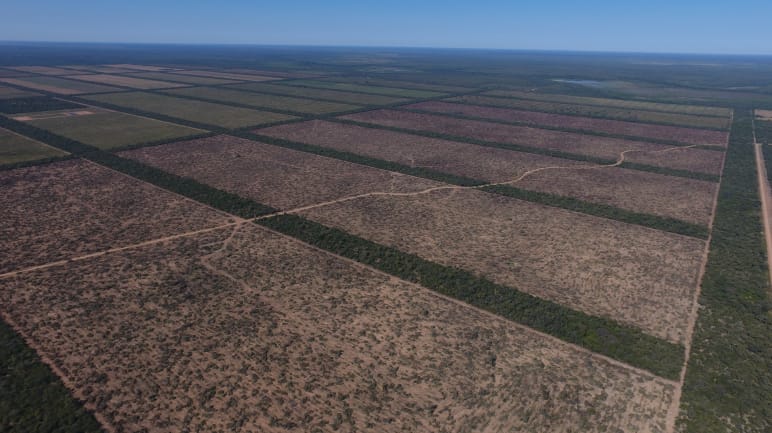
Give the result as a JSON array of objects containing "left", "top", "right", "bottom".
[
  {"left": 0, "top": 224, "right": 676, "bottom": 432},
  {"left": 121, "top": 135, "right": 441, "bottom": 209},
  {"left": 259, "top": 119, "right": 589, "bottom": 182},
  {"left": 301, "top": 188, "right": 705, "bottom": 344},
  {"left": 0, "top": 159, "right": 232, "bottom": 273},
  {"left": 403, "top": 102, "right": 730, "bottom": 146},
  {"left": 12, "top": 110, "right": 96, "bottom": 121},
  {"left": 341, "top": 110, "right": 725, "bottom": 174},
  {"left": 755, "top": 109, "right": 772, "bottom": 121}
]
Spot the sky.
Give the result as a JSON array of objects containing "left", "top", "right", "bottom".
[{"left": 1, "top": 0, "right": 771, "bottom": 55}]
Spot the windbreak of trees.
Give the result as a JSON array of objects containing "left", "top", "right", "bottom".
[
  {"left": 258, "top": 214, "right": 684, "bottom": 380},
  {"left": 678, "top": 110, "right": 772, "bottom": 433}
]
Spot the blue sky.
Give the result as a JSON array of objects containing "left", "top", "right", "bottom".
[{"left": 2, "top": 0, "right": 771, "bottom": 55}]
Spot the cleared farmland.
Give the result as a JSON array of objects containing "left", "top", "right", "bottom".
[
  {"left": 0, "top": 159, "right": 232, "bottom": 273},
  {"left": 165, "top": 86, "right": 360, "bottom": 114},
  {"left": 171, "top": 70, "right": 281, "bottom": 82},
  {"left": 6, "top": 66, "right": 80, "bottom": 75},
  {"left": 258, "top": 119, "right": 716, "bottom": 224},
  {"left": 756, "top": 109, "right": 772, "bottom": 121},
  {"left": 485, "top": 89, "right": 732, "bottom": 117},
  {"left": 341, "top": 109, "right": 726, "bottom": 174},
  {"left": 320, "top": 76, "right": 474, "bottom": 93},
  {"left": 61, "top": 65, "right": 142, "bottom": 74},
  {"left": 17, "top": 107, "right": 204, "bottom": 149},
  {"left": 282, "top": 79, "right": 445, "bottom": 98},
  {"left": 83, "top": 91, "right": 296, "bottom": 128},
  {"left": 124, "top": 71, "right": 242, "bottom": 85},
  {"left": 0, "top": 127, "right": 67, "bottom": 164},
  {"left": 300, "top": 187, "right": 705, "bottom": 344},
  {"left": 406, "top": 101, "right": 730, "bottom": 145},
  {"left": 228, "top": 82, "right": 409, "bottom": 105},
  {"left": 0, "top": 76, "right": 121, "bottom": 95},
  {"left": 121, "top": 135, "right": 441, "bottom": 209},
  {"left": 258, "top": 119, "right": 590, "bottom": 182},
  {"left": 0, "top": 224, "right": 677, "bottom": 432},
  {"left": 68, "top": 73, "right": 188, "bottom": 89},
  {"left": 449, "top": 95, "right": 730, "bottom": 130},
  {"left": 0, "top": 86, "right": 39, "bottom": 99},
  {"left": 106, "top": 64, "right": 177, "bottom": 72}
]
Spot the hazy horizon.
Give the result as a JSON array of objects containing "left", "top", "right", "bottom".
[{"left": 2, "top": 0, "right": 772, "bottom": 56}]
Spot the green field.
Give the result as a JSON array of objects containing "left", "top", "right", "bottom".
[
  {"left": 485, "top": 90, "right": 732, "bottom": 117},
  {"left": 0, "top": 127, "right": 67, "bottom": 164},
  {"left": 449, "top": 95, "right": 731, "bottom": 130},
  {"left": 84, "top": 91, "right": 297, "bottom": 128},
  {"left": 281, "top": 79, "right": 445, "bottom": 98},
  {"left": 22, "top": 109, "right": 204, "bottom": 149},
  {"left": 165, "top": 86, "right": 361, "bottom": 114},
  {"left": 227, "top": 82, "right": 408, "bottom": 105},
  {"left": 0, "top": 76, "right": 121, "bottom": 95},
  {"left": 124, "top": 71, "right": 241, "bottom": 85}
]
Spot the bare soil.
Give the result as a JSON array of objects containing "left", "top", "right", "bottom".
[
  {"left": 0, "top": 159, "right": 232, "bottom": 273},
  {"left": 121, "top": 135, "right": 441, "bottom": 209},
  {"left": 341, "top": 109, "right": 726, "bottom": 174},
  {"left": 300, "top": 188, "right": 705, "bottom": 344},
  {"left": 0, "top": 224, "right": 676, "bottom": 433},
  {"left": 406, "top": 101, "right": 730, "bottom": 145}
]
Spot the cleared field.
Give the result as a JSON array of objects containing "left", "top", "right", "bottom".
[
  {"left": 301, "top": 187, "right": 705, "bottom": 344},
  {"left": 125, "top": 71, "right": 242, "bottom": 85},
  {"left": 449, "top": 95, "right": 730, "bottom": 130},
  {"left": 320, "top": 76, "right": 474, "bottom": 93},
  {"left": 756, "top": 109, "right": 772, "bottom": 121},
  {"left": 259, "top": 119, "right": 589, "bottom": 182},
  {"left": 0, "top": 86, "right": 39, "bottom": 99},
  {"left": 341, "top": 109, "right": 726, "bottom": 174},
  {"left": 19, "top": 107, "right": 205, "bottom": 149},
  {"left": 165, "top": 86, "right": 360, "bottom": 114},
  {"left": 259, "top": 120, "right": 717, "bottom": 224},
  {"left": 172, "top": 70, "right": 281, "bottom": 82},
  {"left": 514, "top": 165, "right": 717, "bottom": 225},
  {"left": 0, "top": 159, "right": 232, "bottom": 273},
  {"left": 283, "top": 79, "right": 445, "bottom": 98},
  {"left": 406, "top": 101, "right": 730, "bottom": 145},
  {"left": 61, "top": 65, "right": 141, "bottom": 74},
  {"left": 0, "top": 69, "right": 31, "bottom": 78},
  {"left": 0, "top": 76, "right": 121, "bottom": 95},
  {"left": 224, "top": 68, "right": 320, "bottom": 78},
  {"left": 68, "top": 74, "right": 188, "bottom": 89},
  {"left": 107, "top": 64, "right": 177, "bottom": 72},
  {"left": 0, "top": 127, "right": 67, "bottom": 164},
  {"left": 83, "top": 91, "right": 296, "bottom": 128},
  {"left": 0, "top": 224, "right": 677, "bottom": 432},
  {"left": 6, "top": 66, "right": 80, "bottom": 75},
  {"left": 486, "top": 90, "right": 732, "bottom": 117},
  {"left": 122, "top": 135, "right": 440, "bottom": 209},
  {"left": 228, "top": 82, "right": 408, "bottom": 105}
]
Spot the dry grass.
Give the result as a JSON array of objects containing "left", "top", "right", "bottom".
[
  {"left": 172, "top": 70, "right": 281, "bottom": 82},
  {"left": 68, "top": 74, "right": 188, "bottom": 89},
  {"left": 6, "top": 66, "right": 80, "bottom": 75},
  {"left": 0, "top": 76, "right": 120, "bottom": 95},
  {"left": 121, "top": 135, "right": 441, "bottom": 209},
  {"left": 0, "top": 159, "right": 232, "bottom": 273},
  {"left": 258, "top": 119, "right": 589, "bottom": 182},
  {"left": 755, "top": 109, "right": 772, "bottom": 121},
  {"left": 0, "top": 224, "right": 677, "bottom": 432},
  {"left": 404, "top": 102, "right": 730, "bottom": 145},
  {"left": 341, "top": 109, "right": 726, "bottom": 174},
  {"left": 300, "top": 188, "right": 705, "bottom": 344}
]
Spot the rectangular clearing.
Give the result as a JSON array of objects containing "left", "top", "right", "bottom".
[
  {"left": 321, "top": 76, "right": 474, "bottom": 93},
  {"left": 341, "top": 109, "right": 726, "bottom": 174},
  {"left": 485, "top": 90, "right": 732, "bottom": 117},
  {"left": 0, "top": 159, "right": 232, "bottom": 273},
  {"left": 300, "top": 187, "right": 705, "bottom": 344},
  {"left": 228, "top": 82, "right": 409, "bottom": 105},
  {"left": 0, "top": 76, "right": 122, "bottom": 95},
  {"left": 121, "top": 135, "right": 441, "bottom": 209},
  {"left": 171, "top": 70, "right": 281, "bottom": 82},
  {"left": 0, "top": 223, "right": 676, "bottom": 432},
  {"left": 165, "top": 86, "right": 360, "bottom": 114},
  {"left": 83, "top": 91, "right": 297, "bottom": 128},
  {"left": 68, "top": 74, "right": 189, "bottom": 89},
  {"left": 450, "top": 95, "right": 730, "bottom": 130},
  {"left": 0, "top": 127, "right": 67, "bottom": 164},
  {"left": 0, "top": 86, "right": 40, "bottom": 100},
  {"left": 406, "top": 101, "right": 730, "bottom": 145},
  {"left": 18, "top": 107, "right": 205, "bottom": 149},
  {"left": 6, "top": 66, "right": 80, "bottom": 75},
  {"left": 124, "top": 71, "right": 242, "bottom": 85},
  {"left": 282, "top": 79, "right": 445, "bottom": 98}
]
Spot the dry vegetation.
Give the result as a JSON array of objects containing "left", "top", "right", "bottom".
[
  {"left": 405, "top": 102, "right": 730, "bottom": 145},
  {"left": 0, "top": 76, "right": 120, "bottom": 95},
  {"left": 68, "top": 74, "right": 188, "bottom": 89},
  {"left": 300, "top": 188, "right": 705, "bottom": 344},
  {"left": 341, "top": 110, "right": 726, "bottom": 174},
  {"left": 0, "top": 159, "right": 232, "bottom": 273},
  {"left": 0, "top": 85, "right": 40, "bottom": 99},
  {"left": 0, "top": 224, "right": 677, "bottom": 433},
  {"left": 122, "top": 135, "right": 441, "bottom": 209},
  {"left": 6, "top": 66, "right": 80, "bottom": 75},
  {"left": 258, "top": 119, "right": 590, "bottom": 182},
  {"left": 755, "top": 109, "right": 772, "bottom": 121},
  {"left": 172, "top": 70, "right": 281, "bottom": 82}
]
